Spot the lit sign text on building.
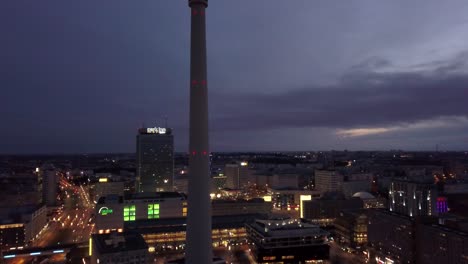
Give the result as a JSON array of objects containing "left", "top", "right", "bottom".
[
  {"left": 146, "top": 127, "right": 167, "bottom": 134},
  {"left": 98, "top": 207, "right": 113, "bottom": 216}
]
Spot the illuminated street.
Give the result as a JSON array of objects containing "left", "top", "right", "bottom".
[{"left": 4, "top": 176, "right": 94, "bottom": 264}]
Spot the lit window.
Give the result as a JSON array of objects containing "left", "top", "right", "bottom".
[
  {"left": 148, "top": 204, "right": 160, "bottom": 219},
  {"left": 123, "top": 205, "right": 136, "bottom": 221},
  {"left": 183, "top": 207, "right": 187, "bottom": 217}
]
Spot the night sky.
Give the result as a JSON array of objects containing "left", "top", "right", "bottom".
[{"left": 2, "top": 1, "right": 468, "bottom": 153}]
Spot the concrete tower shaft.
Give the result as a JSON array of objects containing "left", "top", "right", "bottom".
[{"left": 186, "top": 0, "right": 212, "bottom": 263}]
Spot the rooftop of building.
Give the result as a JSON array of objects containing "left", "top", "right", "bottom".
[
  {"left": 212, "top": 198, "right": 268, "bottom": 204},
  {"left": 97, "top": 195, "right": 124, "bottom": 204},
  {"left": 92, "top": 232, "right": 148, "bottom": 254},
  {"left": 125, "top": 192, "right": 187, "bottom": 201},
  {"left": 426, "top": 223, "right": 468, "bottom": 237},
  {"left": 167, "top": 257, "right": 226, "bottom": 264},
  {"left": 248, "top": 219, "right": 329, "bottom": 238},
  {"left": 352, "top": 192, "right": 375, "bottom": 200}
]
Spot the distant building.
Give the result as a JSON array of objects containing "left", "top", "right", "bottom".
[
  {"left": 416, "top": 222, "right": 468, "bottom": 264},
  {"left": 367, "top": 209, "right": 416, "bottom": 264},
  {"left": 389, "top": 179, "right": 438, "bottom": 216},
  {"left": 443, "top": 182, "right": 468, "bottom": 194},
  {"left": 136, "top": 127, "right": 174, "bottom": 192},
  {"left": 246, "top": 218, "right": 329, "bottom": 263},
  {"left": 315, "top": 169, "right": 343, "bottom": 194},
  {"left": 225, "top": 162, "right": 249, "bottom": 189},
  {"left": 302, "top": 196, "right": 363, "bottom": 226},
  {"left": 90, "top": 232, "right": 150, "bottom": 264},
  {"left": 342, "top": 180, "right": 370, "bottom": 198},
  {"left": 211, "top": 199, "right": 272, "bottom": 216},
  {"left": 212, "top": 174, "right": 227, "bottom": 191},
  {"left": 257, "top": 174, "right": 300, "bottom": 189},
  {"left": 267, "top": 188, "right": 321, "bottom": 214},
  {"left": 0, "top": 173, "right": 41, "bottom": 208},
  {"left": 42, "top": 170, "right": 58, "bottom": 207},
  {"left": 352, "top": 192, "right": 386, "bottom": 209},
  {"left": 334, "top": 210, "right": 368, "bottom": 248},
  {"left": 94, "top": 178, "right": 125, "bottom": 202}
]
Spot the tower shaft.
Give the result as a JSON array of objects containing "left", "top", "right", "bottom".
[{"left": 186, "top": 0, "right": 212, "bottom": 263}]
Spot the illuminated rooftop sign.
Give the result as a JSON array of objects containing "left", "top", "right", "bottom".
[
  {"left": 98, "top": 207, "right": 113, "bottom": 216},
  {"left": 146, "top": 127, "right": 166, "bottom": 134}
]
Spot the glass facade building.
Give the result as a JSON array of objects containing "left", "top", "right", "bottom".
[{"left": 136, "top": 127, "right": 174, "bottom": 192}]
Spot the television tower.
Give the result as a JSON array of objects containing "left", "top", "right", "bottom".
[{"left": 186, "top": 0, "right": 212, "bottom": 263}]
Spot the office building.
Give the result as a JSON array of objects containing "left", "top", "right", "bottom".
[
  {"left": 212, "top": 174, "right": 227, "bottom": 191},
  {"left": 389, "top": 179, "right": 438, "bottom": 217},
  {"left": 94, "top": 192, "right": 187, "bottom": 233},
  {"left": 334, "top": 210, "right": 368, "bottom": 248},
  {"left": 136, "top": 127, "right": 174, "bottom": 192},
  {"left": 90, "top": 232, "right": 150, "bottom": 264},
  {"left": 211, "top": 198, "right": 272, "bottom": 216},
  {"left": 352, "top": 192, "right": 386, "bottom": 209},
  {"left": 94, "top": 178, "right": 125, "bottom": 203},
  {"left": 0, "top": 205, "right": 47, "bottom": 249},
  {"left": 302, "top": 196, "right": 363, "bottom": 225},
  {"left": 225, "top": 162, "right": 249, "bottom": 189},
  {"left": 95, "top": 193, "right": 270, "bottom": 234},
  {"left": 246, "top": 218, "right": 329, "bottom": 263},
  {"left": 267, "top": 188, "right": 321, "bottom": 215},
  {"left": 416, "top": 222, "right": 468, "bottom": 264},
  {"left": 0, "top": 223, "right": 25, "bottom": 250},
  {"left": 367, "top": 209, "right": 416, "bottom": 264},
  {"left": 0, "top": 173, "right": 48, "bottom": 249},
  {"left": 42, "top": 170, "right": 58, "bottom": 207},
  {"left": 315, "top": 169, "right": 343, "bottom": 194}
]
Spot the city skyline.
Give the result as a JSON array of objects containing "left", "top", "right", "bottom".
[{"left": 2, "top": 0, "right": 468, "bottom": 154}]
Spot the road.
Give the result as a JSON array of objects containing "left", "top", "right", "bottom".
[
  {"left": 329, "top": 242, "right": 366, "bottom": 264},
  {"left": 5, "top": 176, "right": 94, "bottom": 264}
]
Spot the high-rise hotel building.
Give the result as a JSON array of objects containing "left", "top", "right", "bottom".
[{"left": 136, "top": 127, "right": 174, "bottom": 192}]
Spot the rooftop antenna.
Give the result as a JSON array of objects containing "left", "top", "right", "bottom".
[{"left": 164, "top": 116, "right": 168, "bottom": 128}]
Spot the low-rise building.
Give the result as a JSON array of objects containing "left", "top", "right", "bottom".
[
  {"left": 246, "top": 218, "right": 329, "bottom": 263},
  {"left": 95, "top": 192, "right": 187, "bottom": 233},
  {"left": 90, "top": 232, "right": 150, "bottom": 264},
  {"left": 302, "top": 196, "right": 363, "bottom": 226},
  {"left": 95, "top": 193, "right": 271, "bottom": 234},
  {"left": 212, "top": 199, "right": 272, "bottom": 216}
]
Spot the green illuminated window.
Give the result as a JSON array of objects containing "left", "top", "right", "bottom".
[
  {"left": 148, "top": 204, "right": 160, "bottom": 219},
  {"left": 123, "top": 205, "right": 136, "bottom": 221}
]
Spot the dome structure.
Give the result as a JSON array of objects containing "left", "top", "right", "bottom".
[{"left": 352, "top": 192, "right": 375, "bottom": 200}]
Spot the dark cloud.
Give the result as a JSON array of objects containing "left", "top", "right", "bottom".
[{"left": 211, "top": 57, "right": 468, "bottom": 131}]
